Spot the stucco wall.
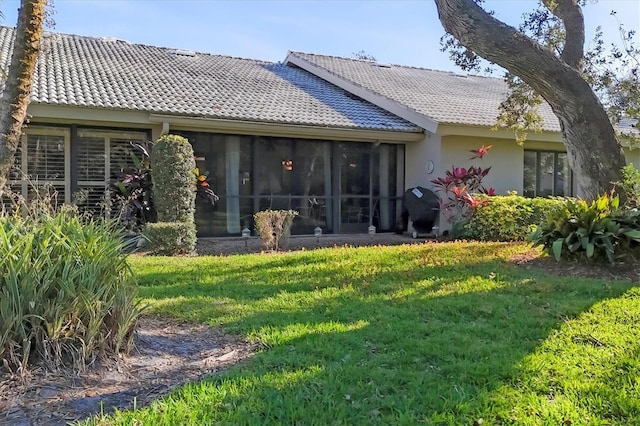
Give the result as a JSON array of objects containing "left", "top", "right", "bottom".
[
  {"left": 625, "top": 148, "right": 640, "bottom": 168},
  {"left": 405, "top": 132, "right": 441, "bottom": 189},
  {"left": 440, "top": 135, "right": 528, "bottom": 195}
]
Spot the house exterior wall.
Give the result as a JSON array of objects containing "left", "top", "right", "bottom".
[
  {"left": 440, "top": 135, "right": 527, "bottom": 195},
  {"left": 405, "top": 132, "right": 441, "bottom": 189},
  {"left": 624, "top": 148, "right": 640, "bottom": 168},
  {"left": 16, "top": 111, "right": 412, "bottom": 236}
]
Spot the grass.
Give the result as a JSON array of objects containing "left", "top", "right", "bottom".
[{"left": 88, "top": 241, "right": 640, "bottom": 425}]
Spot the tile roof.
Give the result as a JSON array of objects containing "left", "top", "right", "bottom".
[
  {"left": 287, "top": 52, "right": 564, "bottom": 132},
  {"left": 0, "top": 27, "right": 419, "bottom": 132}
]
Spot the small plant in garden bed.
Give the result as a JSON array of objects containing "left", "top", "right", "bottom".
[
  {"left": 108, "top": 140, "right": 156, "bottom": 232},
  {"left": 431, "top": 144, "right": 495, "bottom": 224},
  {"left": 530, "top": 191, "right": 640, "bottom": 263},
  {"left": 254, "top": 209, "right": 298, "bottom": 251},
  {"left": 0, "top": 206, "right": 143, "bottom": 373}
]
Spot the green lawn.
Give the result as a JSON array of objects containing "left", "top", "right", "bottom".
[{"left": 91, "top": 242, "right": 640, "bottom": 425}]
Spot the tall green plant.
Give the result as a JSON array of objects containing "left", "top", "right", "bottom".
[
  {"left": 530, "top": 192, "right": 640, "bottom": 263},
  {"left": 150, "top": 134, "right": 196, "bottom": 223},
  {"left": 0, "top": 211, "right": 143, "bottom": 372}
]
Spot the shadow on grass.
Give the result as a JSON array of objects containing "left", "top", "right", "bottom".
[{"left": 122, "top": 247, "right": 637, "bottom": 424}]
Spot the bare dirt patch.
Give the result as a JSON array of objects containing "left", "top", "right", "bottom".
[
  {"left": 0, "top": 317, "right": 257, "bottom": 426},
  {"left": 510, "top": 250, "right": 640, "bottom": 282}
]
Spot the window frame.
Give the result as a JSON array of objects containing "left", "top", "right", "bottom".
[
  {"left": 523, "top": 149, "right": 574, "bottom": 197},
  {"left": 11, "top": 126, "right": 71, "bottom": 202}
]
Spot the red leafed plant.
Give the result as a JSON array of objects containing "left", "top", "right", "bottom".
[{"left": 431, "top": 146, "right": 495, "bottom": 223}]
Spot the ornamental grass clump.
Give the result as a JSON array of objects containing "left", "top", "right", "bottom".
[{"left": 0, "top": 209, "right": 143, "bottom": 373}]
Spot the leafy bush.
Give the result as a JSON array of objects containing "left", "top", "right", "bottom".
[
  {"left": 254, "top": 210, "right": 298, "bottom": 251},
  {"left": 529, "top": 192, "right": 640, "bottom": 263},
  {"left": 465, "top": 194, "right": 566, "bottom": 241},
  {"left": 431, "top": 145, "right": 495, "bottom": 223},
  {"left": 151, "top": 134, "right": 196, "bottom": 223},
  {"left": 0, "top": 211, "right": 142, "bottom": 373},
  {"left": 144, "top": 221, "right": 197, "bottom": 255},
  {"left": 108, "top": 140, "right": 156, "bottom": 232},
  {"left": 616, "top": 163, "right": 640, "bottom": 209}
]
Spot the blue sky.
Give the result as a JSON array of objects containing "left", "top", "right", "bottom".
[{"left": 1, "top": 0, "right": 638, "bottom": 72}]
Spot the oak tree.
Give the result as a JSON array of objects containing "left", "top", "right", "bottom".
[{"left": 434, "top": 0, "right": 634, "bottom": 200}]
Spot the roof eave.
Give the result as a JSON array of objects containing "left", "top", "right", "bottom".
[{"left": 149, "top": 113, "right": 425, "bottom": 143}]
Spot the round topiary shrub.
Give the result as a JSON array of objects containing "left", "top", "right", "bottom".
[
  {"left": 151, "top": 134, "right": 196, "bottom": 223},
  {"left": 144, "top": 221, "right": 197, "bottom": 255}
]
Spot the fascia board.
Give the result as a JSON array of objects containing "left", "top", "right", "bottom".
[
  {"left": 437, "top": 123, "right": 563, "bottom": 142},
  {"left": 285, "top": 53, "right": 439, "bottom": 134},
  {"left": 27, "top": 103, "right": 152, "bottom": 126},
  {"left": 148, "top": 114, "right": 424, "bottom": 143}
]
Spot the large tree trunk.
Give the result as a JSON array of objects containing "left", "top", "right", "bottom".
[
  {"left": 0, "top": 0, "right": 48, "bottom": 194},
  {"left": 434, "top": 0, "right": 626, "bottom": 200}
]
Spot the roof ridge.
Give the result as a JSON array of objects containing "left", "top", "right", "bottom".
[
  {"left": 289, "top": 50, "right": 503, "bottom": 81},
  {"left": 1, "top": 25, "right": 277, "bottom": 65}
]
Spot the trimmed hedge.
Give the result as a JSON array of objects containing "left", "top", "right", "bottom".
[
  {"left": 145, "top": 221, "right": 197, "bottom": 255},
  {"left": 464, "top": 194, "right": 567, "bottom": 241},
  {"left": 151, "top": 134, "right": 196, "bottom": 223}
]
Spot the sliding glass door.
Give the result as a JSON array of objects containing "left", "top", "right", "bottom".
[{"left": 183, "top": 131, "right": 404, "bottom": 237}]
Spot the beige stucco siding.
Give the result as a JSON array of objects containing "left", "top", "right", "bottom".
[
  {"left": 405, "top": 133, "right": 441, "bottom": 189},
  {"left": 440, "top": 135, "right": 528, "bottom": 195},
  {"left": 624, "top": 148, "right": 640, "bottom": 168}
]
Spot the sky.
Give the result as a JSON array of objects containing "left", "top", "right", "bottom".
[{"left": 1, "top": 0, "right": 639, "bottom": 73}]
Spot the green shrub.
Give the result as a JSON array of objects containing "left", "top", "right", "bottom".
[
  {"left": 144, "top": 221, "right": 197, "bottom": 255},
  {"left": 465, "top": 194, "right": 566, "bottom": 241},
  {"left": 254, "top": 209, "right": 298, "bottom": 251},
  {"left": 529, "top": 192, "right": 640, "bottom": 263},
  {"left": 616, "top": 163, "right": 640, "bottom": 209},
  {"left": 0, "top": 211, "right": 142, "bottom": 372},
  {"left": 151, "top": 134, "right": 196, "bottom": 223}
]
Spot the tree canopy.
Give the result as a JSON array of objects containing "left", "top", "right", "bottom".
[{"left": 435, "top": 0, "right": 638, "bottom": 200}]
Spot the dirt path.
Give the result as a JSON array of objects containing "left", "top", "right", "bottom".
[{"left": 0, "top": 317, "right": 256, "bottom": 426}]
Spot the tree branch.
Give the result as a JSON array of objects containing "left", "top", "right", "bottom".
[
  {"left": 542, "top": 0, "right": 584, "bottom": 68},
  {"left": 434, "top": 0, "right": 585, "bottom": 107}
]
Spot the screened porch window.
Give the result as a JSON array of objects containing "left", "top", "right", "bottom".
[
  {"left": 75, "top": 130, "right": 147, "bottom": 213},
  {"left": 523, "top": 150, "right": 573, "bottom": 197},
  {"left": 9, "top": 127, "right": 70, "bottom": 205}
]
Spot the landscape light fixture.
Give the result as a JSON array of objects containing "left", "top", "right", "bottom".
[{"left": 241, "top": 227, "right": 251, "bottom": 247}]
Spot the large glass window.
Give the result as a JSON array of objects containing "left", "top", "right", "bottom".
[
  {"left": 8, "top": 127, "right": 70, "bottom": 207},
  {"left": 75, "top": 129, "right": 147, "bottom": 214},
  {"left": 182, "top": 131, "right": 404, "bottom": 237},
  {"left": 524, "top": 150, "right": 572, "bottom": 197},
  {"left": 5, "top": 127, "right": 150, "bottom": 213}
]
